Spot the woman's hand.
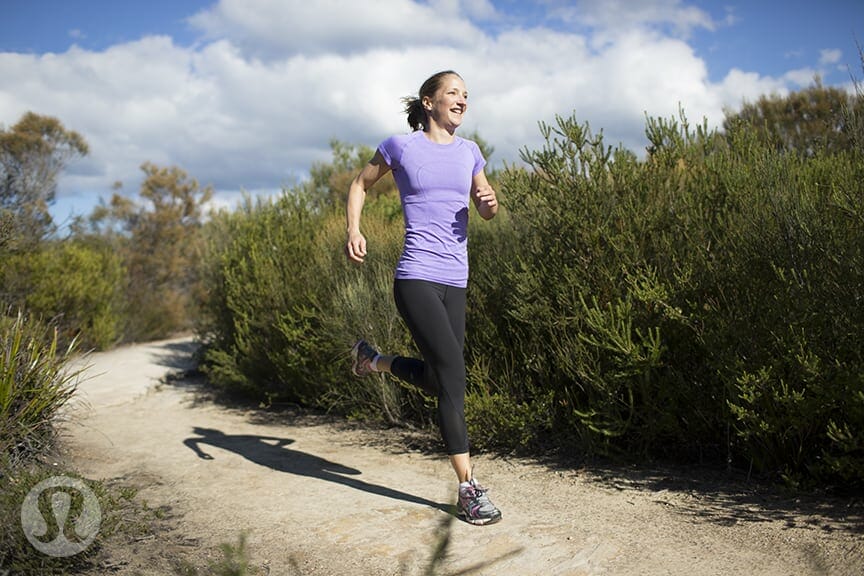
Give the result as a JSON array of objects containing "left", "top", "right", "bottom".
[
  {"left": 473, "top": 182, "right": 499, "bottom": 220},
  {"left": 346, "top": 230, "right": 367, "bottom": 263},
  {"left": 475, "top": 183, "right": 497, "bottom": 208}
]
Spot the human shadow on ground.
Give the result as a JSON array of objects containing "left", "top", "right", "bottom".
[{"left": 183, "top": 426, "right": 451, "bottom": 513}]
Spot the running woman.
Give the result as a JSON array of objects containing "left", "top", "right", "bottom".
[{"left": 345, "top": 70, "right": 502, "bottom": 525}]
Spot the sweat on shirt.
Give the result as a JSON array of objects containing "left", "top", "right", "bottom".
[{"left": 377, "top": 130, "right": 486, "bottom": 288}]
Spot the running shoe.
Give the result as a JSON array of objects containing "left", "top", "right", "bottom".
[
  {"left": 457, "top": 479, "right": 502, "bottom": 525},
  {"left": 351, "top": 339, "right": 379, "bottom": 377}
]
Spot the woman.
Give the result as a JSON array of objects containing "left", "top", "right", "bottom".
[{"left": 345, "top": 70, "right": 502, "bottom": 525}]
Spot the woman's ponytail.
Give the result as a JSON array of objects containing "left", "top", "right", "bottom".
[{"left": 401, "top": 96, "right": 425, "bottom": 131}]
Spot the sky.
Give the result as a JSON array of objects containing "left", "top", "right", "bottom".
[{"left": 1, "top": 0, "right": 862, "bottom": 225}]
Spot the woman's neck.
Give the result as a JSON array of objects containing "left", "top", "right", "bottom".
[{"left": 423, "top": 122, "right": 456, "bottom": 144}]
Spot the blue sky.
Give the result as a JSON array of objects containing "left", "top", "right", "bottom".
[
  {"left": 1, "top": 0, "right": 862, "bottom": 223},
  {"left": 3, "top": 1, "right": 860, "bottom": 81}
]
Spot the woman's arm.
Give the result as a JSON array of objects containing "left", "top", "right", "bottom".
[
  {"left": 471, "top": 169, "right": 499, "bottom": 220},
  {"left": 346, "top": 150, "right": 391, "bottom": 263}
]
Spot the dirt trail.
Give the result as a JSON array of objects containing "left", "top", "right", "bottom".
[{"left": 62, "top": 337, "right": 863, "bottom": 575}]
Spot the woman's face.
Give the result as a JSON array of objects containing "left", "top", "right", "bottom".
[{"left": 423, "top": 74, "right": 468, "bottom": 130}]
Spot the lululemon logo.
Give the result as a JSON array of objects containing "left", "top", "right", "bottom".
[{"left": 20, "top": 475, "right": 102, "bottom": 557}]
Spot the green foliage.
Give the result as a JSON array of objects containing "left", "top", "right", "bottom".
[
  {"left": 483, "top": 113, "right": 708, "bottom": 458},
  {"left": 0, "top": 312, "right": 82, "bottom": 470},
  {"left": 80, "top": 162, "right": 213, "bottom": 342},
  {"left": 465, "top": 388, "right": 554, "bottom": 452},
  {"left": 197, "top": 91, "right": 864, "bottom": 487},
  {"left": 2, "top": 241, "right": 126, "bottom": 350},
  {"left": 0, "top": 209, "right": 12, "bottom": 251},
  {"left": 198, "top": 191, "right": 344, "bottom": 404},
  {"left": 308, "top": 140, "right": 385, "bottom": 207},
  {"left": 723, "top": 78, "right": 858, "bottom": 156},
  {"left": 196, "top": 178, "right": 431, "bottom": 424},
  {"left": 486, "top": 108, "right": 864, "bottom": 484},
  {"left": 703, "top": 142, "right": 864, "bottom": 486},
  {"left": 843, "top": 44, "right": 864, "bottom": 154},
  {"left": 825, "top": 391, "right": 864, "bottom": 486}
]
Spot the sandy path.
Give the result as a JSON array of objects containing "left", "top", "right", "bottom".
[{"left": 62, "top": 337, "right": 863, "bottom": 575}]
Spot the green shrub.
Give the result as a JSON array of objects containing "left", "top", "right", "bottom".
[
  {"left": 482, "top": 110, "right": 864, "bottom": 484},
  {"left": 0, "top": 312, "right": 83, "bottom": 470},
  {"left": 1, "top": 241, "right": 125, "bottom": 351},
  {"left": 197, "top": 193, "right": 328, "bottom": 402},
  {"left": 465, "top": 387, "right": 554, "bottom": 452},
  {"left": 196, "top": 190, "right": 415, "bottom": 419},
  {"left": 196, "top": 110, "right": 864, "bottom": 487}
]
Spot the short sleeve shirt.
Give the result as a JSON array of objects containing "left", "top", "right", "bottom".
[{"left": 377, "top": 130, "right": 486, "bottom": 288}]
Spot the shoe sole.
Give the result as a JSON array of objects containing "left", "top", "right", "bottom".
[
  {"left": 350, "top": 341, "right": 370, "bottom": 377},
  {"left": 457, "top": 510, "right": 502, "bottom": 526}
]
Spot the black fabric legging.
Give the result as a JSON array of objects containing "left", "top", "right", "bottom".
[{"left": 390, "top": 279, "right": 469, "bottom": 455}]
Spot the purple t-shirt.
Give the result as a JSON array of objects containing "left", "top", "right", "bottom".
[{"left": 377, "top": 131, "right": 486, "bottom": 288}]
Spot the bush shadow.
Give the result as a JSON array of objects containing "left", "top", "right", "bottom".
[
  {"left": 148, "top": 337, "right": 201, "bottom": 371},
  {"left": 534, "top": 450, "right": 864, "bottom": 539}
]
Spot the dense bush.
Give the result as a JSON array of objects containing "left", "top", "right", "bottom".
[
  {"left": 485, "top": 111, "right": 864, "bottom": 484},
  {"left": 196, "top": 112, "right": 863, "bottom": 487},
  {"left": 1, "top": 241, "right": 126, "bottom": 351},
  {"left": 196, "top": 187, "right": 431, "bottom": 424},
  {"left": 197, "top": 193, "right": 332, "bottom": 401}
]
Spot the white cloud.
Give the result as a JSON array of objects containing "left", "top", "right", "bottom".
[
  {"left": 717, "top": 69, "right": 789, "bottom": 109},
  {"left": 546, "top": 0, "right": 716, "bottom": 47},
  {"left": 0, "top": 0, "right": 822, "bottom": 221},
  {"left": 819, "top": 48, "right": 842, "bottom": 66},
  {"left": 783, "top": 67, "right": 821, "bottom": 88},
  {"left": 187, "top": 0, "right": 484, "bottom": 58},
  {"left": 455, "top": 0, "right": 499, "bottom": 20}
]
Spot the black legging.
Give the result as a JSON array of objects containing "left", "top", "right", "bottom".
[{"left": 390, "top": 279, "right": 469, "bottom": 455}]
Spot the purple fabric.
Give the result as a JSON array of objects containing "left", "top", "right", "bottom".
[{"left": 377, "top": 130, "right": 486, "bottom": 288}]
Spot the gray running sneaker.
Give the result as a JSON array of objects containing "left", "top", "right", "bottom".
[
  {"left": 351, "top": 340, "right": 379, "bottom": 377},
  {"left": 457, "top": 479, "right": 502, "bottom": 525}
]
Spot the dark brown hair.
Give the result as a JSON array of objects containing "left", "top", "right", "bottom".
[{"left": 401, "top": 70, "right": 462, "bottom": 131}]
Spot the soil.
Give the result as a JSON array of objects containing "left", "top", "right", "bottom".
[{"left": 60, "top": 337, "right": 864, "bottom": 575}]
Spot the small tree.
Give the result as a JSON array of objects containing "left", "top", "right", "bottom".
[
  {"left": 86, "top": 162, "right": 213, "bottom": 341},
  {"left": 0, "top": 112, "right": 88, "bottom": 248},
  {"left": 723, "top": 78, "right": 856, "bottom": 156}
]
